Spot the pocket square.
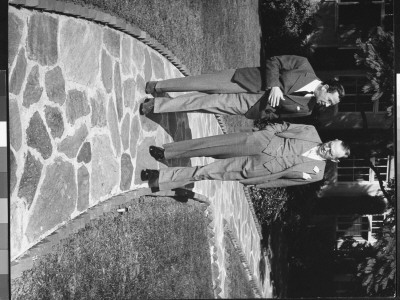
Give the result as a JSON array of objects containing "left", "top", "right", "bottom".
[{"left": 313, "top": 166, "right": 320, "bottom": 173}]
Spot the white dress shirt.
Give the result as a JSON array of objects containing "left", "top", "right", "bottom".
[
  {"left": 302, "top": 146, "right": 325, "bottom": 161},
  {"left": 295, "top": 79, "right": 321, "bottom": 97}
]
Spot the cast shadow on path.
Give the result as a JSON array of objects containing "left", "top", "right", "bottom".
[{"left": 143, "top": 110, "right": 195, "bottom": 191}]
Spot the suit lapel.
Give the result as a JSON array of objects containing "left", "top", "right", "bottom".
[
  {"left": 284, "top": 94, "right": 312, "bottom": 107},
  {"left": 244, "top": 72, "right": 319, "bottom": 119},
  {"left": 275, "top": 127, "right": 322, "bottom": 143},
  {"left": 259, "top": 158, "right": 325, "bottom": 182},
  {"left": 287, "top": 72, "right": 319, "bottom": 95},
  {"left": 290, "top": 159, "right": 325, "bottom": 174}
]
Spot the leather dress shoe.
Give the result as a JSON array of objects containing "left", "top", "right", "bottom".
[
  {"left": 149, "top": 146, "right": 165, "bottom": 161},
  {"left": 145, "top": 81, "right": 158, "bottom": 94},
  {"left": 139, "top": 98, "right": 155, "bottom": 115},
  {"left": 141, "top": 169, "right": 159, "bottom": 181}
]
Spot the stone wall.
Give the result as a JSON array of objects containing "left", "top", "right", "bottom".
[{"left": 9, "top": 7, "right": 182, "bottom": 258}]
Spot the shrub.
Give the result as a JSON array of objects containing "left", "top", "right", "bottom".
[
  {"left": 250, "top": 181, "right": 322, "bottom": 232},
  {"left": 260, "top": 0, "right": 319, "bottom": 57},
  {"left": 250, "top": 187, "right": 290, "bottom": 228},
  {"left": 334, "top": 179, "right": 396, "bottom": 297},
  {"left": 356, "top": 179, "right": 396, "bottom": 296}
]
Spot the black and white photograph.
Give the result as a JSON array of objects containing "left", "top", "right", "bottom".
[{"left": 4, "top": 0, "right": 398, "bottom": 298}]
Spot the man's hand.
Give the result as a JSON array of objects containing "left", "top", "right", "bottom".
[
  {"left": 268, "top": 87, "right": 285, "bottom": 107},
  {"left": 302, "top": 172, "right": 312, "bottom": 180}
]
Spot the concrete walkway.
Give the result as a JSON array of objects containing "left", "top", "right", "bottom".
[{"left": 9, "top": 4, "right": 272, "bottom": 298}]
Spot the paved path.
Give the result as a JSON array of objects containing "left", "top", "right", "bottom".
[{"left": 9, "top": 4, "right": 272, "bottom": 298}]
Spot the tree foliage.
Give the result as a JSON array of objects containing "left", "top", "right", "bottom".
[
  {"left": 353, "top": 26, "right": 394, "bottom": 198},
  {"left": 354, "top": 27, "right": 394, "bottom": 114},
  {"left": 260, "top": 0, "right": 319, "bottom": 57}
]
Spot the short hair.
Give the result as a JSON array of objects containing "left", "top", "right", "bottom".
[
  {"left": 322, "top": 78, "right": 345, "bottom": 100},
  {"left": 340, "top": 141, "right": 351, "bottom": 158}
]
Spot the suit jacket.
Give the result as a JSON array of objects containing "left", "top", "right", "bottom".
[
  {"left": 231, "top": 55, "right": 320, "bottom": 120},
  {"left": 158, "top": 123, "right": 327, "bottom": 190},
  {"left": 239, "top": 122, "right": 326, "bottom": 188}
]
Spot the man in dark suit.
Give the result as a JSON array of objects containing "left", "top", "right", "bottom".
[
  {"left": 140, "top": 122, "right": 350, "bottom": 191},
  {"left": 141, "top": 55, "right": 345, "bottom": 120}
]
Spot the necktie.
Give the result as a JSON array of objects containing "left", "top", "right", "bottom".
[{"left": 291, "top": 91, "right": 314, "bottom": 97}]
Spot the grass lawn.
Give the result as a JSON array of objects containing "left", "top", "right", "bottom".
[
  {"left": 12, "top": 196, "right": 213, "bottom": 299},
  {"left": 64, "top": 0, "right": 261, "bottom": 75}
]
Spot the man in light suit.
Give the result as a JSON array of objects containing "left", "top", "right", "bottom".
[
  {"left": 140, "top": 122, "right": 350, "bottom": 191},
  {"left": 141, "top": 55, "right": 345, "bottom": 120}
]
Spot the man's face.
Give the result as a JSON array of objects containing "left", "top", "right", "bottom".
[
  {"left": 315, "top": 85, "right": 340, "bottom": 107},
  {"left": 318, "top": 140, "right": 347, "bottom": 161}
]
